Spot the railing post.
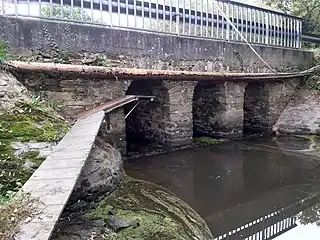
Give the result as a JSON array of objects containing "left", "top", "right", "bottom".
[
  {"left": 176, "top": 0, "right": 180, "bottom": 35},
  {"left": 226, "top": 1, "right": 230, "bottom": 41}
]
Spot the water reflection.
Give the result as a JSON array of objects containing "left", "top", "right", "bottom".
[{"left": 124, "top": 137, "right": 320, "bottom": 239}]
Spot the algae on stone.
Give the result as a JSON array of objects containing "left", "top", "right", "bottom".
[
  {"left": 0, "top": 101, "right": 69, "bottom": 200},
  {"left": 53, "top": 176, "right": 213, "bottom": 240}
]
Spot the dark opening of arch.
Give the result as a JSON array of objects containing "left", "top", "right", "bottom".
[
  {"left": 192, "top": 82, "right": 227, "bottom": 138},
  {"left": 243, "top": 83, "right": 269, "bottom": 135},
  {"left": 124, "top": 80, "right": 170, "bottom": 153}
]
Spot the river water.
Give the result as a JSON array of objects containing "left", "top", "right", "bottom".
[{"left": 124, "top": 136, "right": 320, "bottom": 239}]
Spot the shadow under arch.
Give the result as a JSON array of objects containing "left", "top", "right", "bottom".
[
  {"left": 192, "top": 81, "right": 227, "bottom": 138},
  {"left": 124, "top": 79, "right": 170, "bottom": 153}
]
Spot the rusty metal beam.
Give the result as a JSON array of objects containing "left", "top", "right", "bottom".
[{"left": 4, "top": 61, "right": 313, "bottom": 82}]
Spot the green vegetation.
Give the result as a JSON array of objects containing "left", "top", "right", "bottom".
[
  {"left": 0, "top": 40, "right": 8, "bottom": 64},
  {"left": 262, "top": 0, "right": 320, "bottom": 48},
  {"left": 41, "top": 5, "right": 92, "bottom": 21},
  {"left": 85, "top": 176, "right": 213, "bottom": 240},
  {"left": 194, "top": 136, "right": 227, "bottom": 144},
  {"left": 0, "top": 193, "right": 38, "bottom": 240},
  {"left": 0, "top": 97, "right": 69, "bottom": 202}
]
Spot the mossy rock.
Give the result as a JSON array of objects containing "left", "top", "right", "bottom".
[
  {"left": 194, "top": 137, "right": 226, "bottom": 144},
  {"left": 91, "top": 177, "right": 212, "bottom": 239},
  {"left": 0, "top": 102, "right": 69, "bottom": 200}
]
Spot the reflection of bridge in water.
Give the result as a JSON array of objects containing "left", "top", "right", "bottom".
[{"left": 214, "top": 194, "right": 319, "bottom": 240}]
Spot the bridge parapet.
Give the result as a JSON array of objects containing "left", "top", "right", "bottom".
[{"left": 1, "top": 0, "right": 302, "bottom": 48}]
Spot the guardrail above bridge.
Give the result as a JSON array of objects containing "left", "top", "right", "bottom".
[{"left": 1, "top": 0, "right": 302, "bottom": 48}]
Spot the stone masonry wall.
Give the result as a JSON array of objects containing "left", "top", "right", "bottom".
[
  {"left": 244, "top": 79, "right": 300, "bottom": 133},
  {"left": 274, "top": 88, "right": 320, "bottom": 135},
  {"left": 193, "top": 81, "right": 246, "bottom": 138},
  {"left": 0, "top": 16, "right": 314, "bottom": 73}
]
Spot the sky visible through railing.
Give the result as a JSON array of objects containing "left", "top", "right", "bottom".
[{"left": 0, "top": 0, "right": 302, "bottom": 48}]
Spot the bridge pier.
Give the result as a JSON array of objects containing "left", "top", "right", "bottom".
[
  {"left": 244, "top": 79, "right": 300, "bottom": 134},
  {"left": 193, "top": 81, "right": 247, "bottom": 139},
  {"left": 165, "top": 81, "right": 197, "bottom": 147}
]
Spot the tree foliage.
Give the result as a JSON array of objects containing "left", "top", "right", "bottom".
[
  {"left": 262, "top": 0, "right": 320, "bottom": 36},
  {"left": 41, "top": 5, "right": 91, "bottom": 21}
]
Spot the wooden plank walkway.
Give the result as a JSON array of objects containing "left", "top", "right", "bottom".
[{"left": 14, "top": 111, "right": 105, "bottom": 240}]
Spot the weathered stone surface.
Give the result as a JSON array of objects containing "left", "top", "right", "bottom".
[
  {"left": 244, "top": 79, "right": 300, "bottom": 133},
  {"left": 193, "top": 81, "right": 247, "bottom": 138},
  {"left": 52, "top": 178, "right": 213, "bottom": 240},
  {"left": 1, "top": 16, "right": 313, "bottom": 73},
  {"left": 12, "top": 142, "right": 57, "bottom": 158},
  {"left": 274, "top": 88, "right": 320, "bottom": 135},
  {"left": 165, "top": 81, "right": 197, "bottom": 146},
  {"left": 0, "top": 70, "right": 30, "bottom": 110},
  {"left": 71, "top": 137, "right": 123, "bottom": 201}
]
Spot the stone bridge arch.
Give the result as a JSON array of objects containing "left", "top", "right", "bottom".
[
  {"left": 193, "top": 81, "right": 246, "bottom": 139},
  {"left": 124, "top": 79, "right": 170, "bottom": 152}
]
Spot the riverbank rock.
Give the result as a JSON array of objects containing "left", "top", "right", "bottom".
[
  {"left": 52, "top": 176, "right": 213, "bottom": 240},
  {"left": 0, "top": 70, "right": 30, "bottom": 111},
  {"left": 274, "top": 88, "right": 320, "bottom": 135},
  {"left": 70, "top": 137, "right": 123, "bottom": 202}
]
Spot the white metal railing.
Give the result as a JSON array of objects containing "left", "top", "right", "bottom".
[{"left": 0, "top": 0, "right": 302, "bottom": 48}]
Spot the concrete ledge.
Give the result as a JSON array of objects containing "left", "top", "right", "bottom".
[{"left": 14, "top": 111, "right": 105, "bottom": 240}]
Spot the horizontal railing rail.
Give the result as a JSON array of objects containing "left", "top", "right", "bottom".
[{"left": 0, "top": 0, "right": 302, "bottom": 48}]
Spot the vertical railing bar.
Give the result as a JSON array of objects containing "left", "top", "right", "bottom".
[
  {"left": 257, "top": 10, "right": 261, "bottom": 43},
  {"left": 80, "top": 0, "right": 83, "bottom": 21},
  {"left": 230, "top": 3, "right": 234, "bottom": 40},
  {"left": 91, "top": 0, "right": 94, "bottom": 23},
  {"left": 126, "top": 0, "right": 129, "bottom": 27},
  {"left": 226, "top": 1, "right": 229, "bottom": 40},
  {"left": 1, "top": 0, "right": 5, "bottom": 15},
  {"left": 266, "top": 12, "right": 269, "bottom": 45},
  {"left": 253, "top": 9, "right": 256, "bottom": 42},
  {"left": 245, "top": 7, "right": 248, "bottom": 41},
  {"left": 100, "top": 0, "right": 103, "bottom": 23},
  {"left": 162, "top": 0, "right": 165, "bottom": 32},
  {"left": 249, "top": 8, "right": 252, "bottom": 42},
  {"left": 194, "top": 0, "right": 197, "bottom": 35},
  {"left": 236, "top": 5, "right": 239, "bottom": 41},
  {"left": 215, "top": 0, "right": 218, "bottom": 38},
  {"left": 176, "top": 0, "right": 180, "bottom": 35},
  {"left": 183, "top": 0, "right": 186, "bottom": 35},
  {"left": 38, "top": 0, "right": 41, "bottom": 17},
  {"left": 117, "top": 0, "right": 120, "bottom": 26},
  {"left": 48, "top": 0, "right": 52, "bottom": 17},
  {"left": 273, "top": 14, "right": 276, "bottom": 45},
  {"left": 240, "top": 6, "right": 243, "bottom": 40},
  {"left": 169, "top": 0, "right": 172, "bottom": 33},
  {"left": 149, "top": 0, "right": 151, "bottom": 29},
  {"left": 206, "top": 0, "right": 209, "bottom": 37},
  {"left": 109, "top": 0, "right": 113, "bottom": 27},
  {"left": 276, "top": 14, "right": 279, "bottom": 45},
  {"left": 189, "top": 0, "right": 192, "bottom": 35},
  {"left": 299, "top": 19, "right": 302, "bottom": 48},
  {"left": 71, "top": 0, "right": 74, "bottom": 20},
  {"left": 142, "top": 0, "right": 145, "bottom": 29},
  {"left": 210, "top": 0, "right": 213, "bottom": 37},
  {"left": 295, "top": 19, "right": 298, "bottom": 48},
  {"left": 156, "top": 0, "right": 159, "bottom": 31},
  {"left": 291, "top": 18, "right": 294, "bottom": 48},
  {"left": 200, "top": 0, "right": 203, "bottom": 36}
]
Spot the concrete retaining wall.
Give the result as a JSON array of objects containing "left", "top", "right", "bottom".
[{"left": 0, "top": 16, "right": 314, "bottom": 73}]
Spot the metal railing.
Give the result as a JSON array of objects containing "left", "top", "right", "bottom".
[{"left": 0, "top": 0, "right": 302, "bottom": 48}]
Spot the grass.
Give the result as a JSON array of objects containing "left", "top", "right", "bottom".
[
  {"left": 0, "top": 192, "right": 38, "bottom": 240},
  {"left": 0, "top": 97, "right": 69, "bottom": 201},
  {"left": 194, "top": 136, "right": 227, "bottom": 144},
  {"left": 0, "top": 40, "right": 8, "bottom": 63}
]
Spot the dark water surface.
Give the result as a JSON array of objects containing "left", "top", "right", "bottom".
[{"left": 124, "top": 137, "right": 320, "bottom": 239}]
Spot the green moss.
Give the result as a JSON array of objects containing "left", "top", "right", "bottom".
[
  {"left": 86, "top": 176, "right": 213, "bottom": 240},
  {"left": 194, "top": 137, "right": 227, "bottom": 144},
  {"left": 300, "top": 135, "right": 320, "bottom": 141},
  {"left": 0, "top": 101, "right": 69, "bottom": 201}
]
